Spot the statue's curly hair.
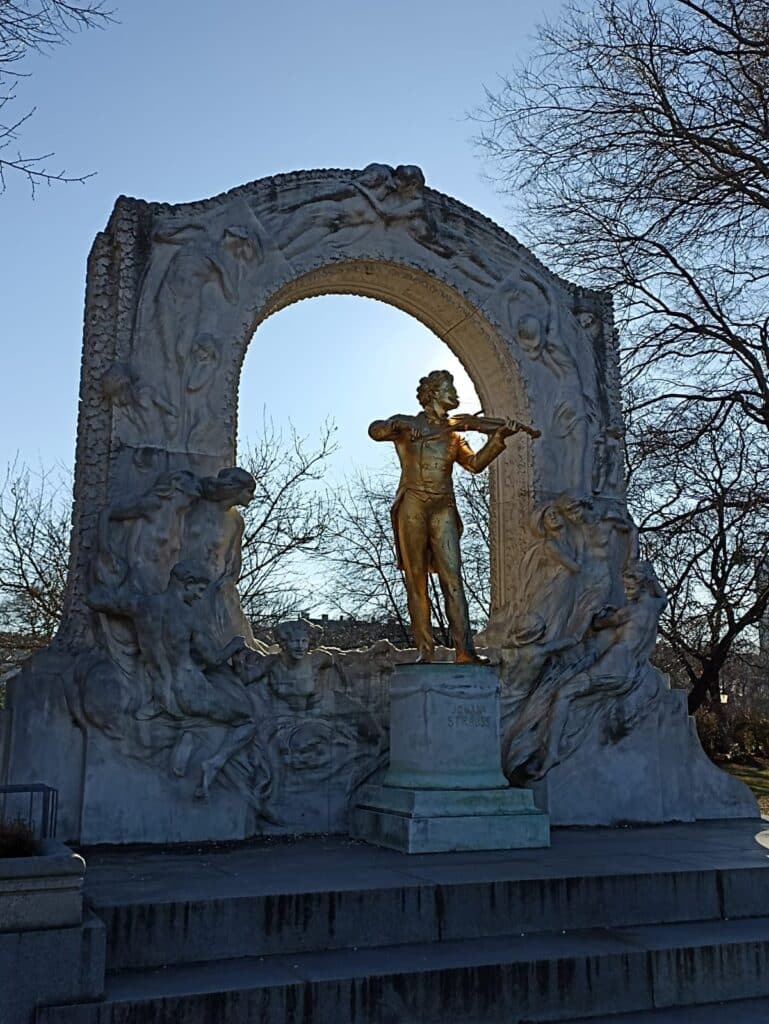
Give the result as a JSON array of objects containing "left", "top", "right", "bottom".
[
  {"left": 417, "top": 369, "right": 453, "bottom": 408},
  {"left": 200, "top": 467, "right": 256, "bottom": 502},
  {"left": 274, "top": 618, "right": 323, "bottom": 648}
]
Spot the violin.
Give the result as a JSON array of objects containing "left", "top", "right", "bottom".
[{"left": 448, "top": 411, "right": 542, "bottom": 439}]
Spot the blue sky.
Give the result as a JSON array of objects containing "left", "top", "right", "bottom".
[{"left": 1, "top": 0, "right": 565, "bottom": 477}]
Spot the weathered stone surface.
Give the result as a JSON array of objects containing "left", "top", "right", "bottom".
[
  {"left": 385, "top": 664, "right": 508, "bottom": 790},
  {"left": 0, "top": 165, "right": 755, "bottom": 843},
  {"left": 0, "top": 838, "right": 84, "bottom": 932},
  {"left": 355, "top": 663, "right": 549, "bottom": 853},
  {"left": 533, "top": 689, "right": 757, "bottom": 825},
  {"left": 0, "top": 912, "right": 105, "bottom": 1024},
  {"left": 70, "top": 822, "right": 769, "bottom": 971},
  {"left": 352, "top": 799, "right": 550, "bottom": 853},
  {"left": 33, "top": 822, "right": 769, "bottom": 1022}
]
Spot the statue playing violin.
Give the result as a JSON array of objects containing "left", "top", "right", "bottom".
[{"left": 369, "top": 369, "right": 539, "bottom": 664}]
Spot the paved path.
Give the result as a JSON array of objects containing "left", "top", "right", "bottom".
[{"left": 81, "top": 817, "right": 769, "bottom": 904}]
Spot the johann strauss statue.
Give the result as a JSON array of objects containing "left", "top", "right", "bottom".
[{"left": 369, "top": 369, "right": 539, "bottom": 664}]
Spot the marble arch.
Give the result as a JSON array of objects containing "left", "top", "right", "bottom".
[
  {"left": 61, "top": 164, "right": 619, "bottom": 646},
  {"left": 4, "top": 165, "right": 752, "bottom": 845}
]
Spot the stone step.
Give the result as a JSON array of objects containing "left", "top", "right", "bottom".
[
  {"left": 89, "top": 862, "right": 769, "bottom": 972},
  {"left": 559, "top": 998, "right": 769, "bottom": 1022},
  {"left": 37, "top": 916, "right": 769, "bottom": 1024}
]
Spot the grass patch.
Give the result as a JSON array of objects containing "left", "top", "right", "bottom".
[{"left": 723, "top": 761, "right": 769, "bottom": 816}]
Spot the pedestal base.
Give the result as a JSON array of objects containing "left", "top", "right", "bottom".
[{"left": 352, "top": 783, "right": 550, "bottom": 853}]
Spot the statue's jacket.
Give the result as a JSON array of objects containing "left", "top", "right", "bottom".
[{"left": 368, "top": 412, "right": 506, "bottom": 571}]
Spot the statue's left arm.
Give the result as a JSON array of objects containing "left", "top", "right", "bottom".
[{"left": 454, "top": 430, "right": 508, "bottom": 474}]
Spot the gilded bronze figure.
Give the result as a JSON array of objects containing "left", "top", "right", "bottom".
[{"left": 369, "top": 369, "right": 539, "bottom": 663}]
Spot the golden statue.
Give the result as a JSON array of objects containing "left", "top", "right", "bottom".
[{"left": 369, "top": 369, "right": 539, "bottom": 664}]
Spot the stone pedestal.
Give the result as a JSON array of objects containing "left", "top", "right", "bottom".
[{"left": 353, "top": 663, "right": 549, "bottom": 853}]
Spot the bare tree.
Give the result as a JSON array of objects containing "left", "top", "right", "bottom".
[
  {"left": 0, "top": 462, "right": 70, "bottom": 672},
  {"left": 320, "top": 470, "right": 491, "bottom": 644},
  {"left": 319, "top": 471, "right": 412, "bottom": 644},
  {"left": 454, "top": 471, "right": 491, "bottom": 623},
  {"left": 477, "top": 0, "right": 769, "bottom": 708},
  {"left": 1, "top": 1, "right": 113, "bottom": 195},
  {"left": 478, "top": 0, "right": 769, "bottom": 434},
  {"left": 237, "top": 419, "right": 338, "bottom": 625},
  {"left": 0, "top": 421, "right": 337, "bottom": 671},
  {"left": 628, "top": 403, "right": 769, "bottom": 710}
]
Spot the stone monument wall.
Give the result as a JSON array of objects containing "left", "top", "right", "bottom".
[{"left": 0, "top": 165, "right": 755, "bottom": 843}]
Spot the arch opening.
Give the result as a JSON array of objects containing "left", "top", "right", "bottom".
[
  {"left": 236, "top": 291, "right": 490, "bottom": 633},
  {"left": 236, "top": 260, "right": 535, "bottom": 617}
]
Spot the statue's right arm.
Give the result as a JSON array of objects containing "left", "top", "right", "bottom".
[{"left": 368, "top": 416, "right": 413, "bottom": 441}]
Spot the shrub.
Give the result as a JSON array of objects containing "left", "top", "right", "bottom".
[
  {"left": 696, "top": 706, "right": 769, "bottom": 763},
  {"left": 0, "top": 819, "right": 39, "bottom": 858}
]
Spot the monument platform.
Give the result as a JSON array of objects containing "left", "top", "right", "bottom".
[
  {"left": 353, "top": 662, "right": 551, "bottom": 853},
  {"left": 353, "top": 783, "right": 550, "bottom": 852},
  {"left": 35, "top": 818, "right": 769, "bottom": 1023}
]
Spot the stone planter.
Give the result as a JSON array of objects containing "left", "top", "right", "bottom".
[{"left": 0, "top": 838, "right": 84, "bottom": 931}]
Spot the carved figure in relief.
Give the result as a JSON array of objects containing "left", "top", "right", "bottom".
[
  {"left": 500, "top": 272, "right": 598, "bottom": 493},
  {"left": 183, "top": 467, "right": 264, "bottom": 653},
  {"left": 126, "top": 215, "right": 267, "bottom": 449},
  {"left": 183, "top": 333, "right": 222, "bottom": 450},
  {"left": 483, "top": 496, "right": 585, "bottom": 651},
  {"left": 151, "top": 222, "right": 261, "bottom": 368},
  {"left": 370, "top": 369, "right": 534, "bottom": 663},
  {"left": 484, "top": 492, "right": 638, "bottom": 659},
  {"left": 516, "top": 314, "right": 573, "bottom": 378},
  {"left": 518, "top": 502, "right": 582, "bottom": 645},
  {"left": 592, "top": 422, "right": 624, "bottom": 494},
  {"left": 235, "top": 619, "right": 384, "bottom": 822},
  {"left": 237, "top": 619, "right": 380, "bottom": 734},
  {"left": 277, "top": 164, "right": 448, "bottom": 261},
  {"left": 501, "top": 560, "right": 666, "bottom": 781},
  {"left": 101, "top": 362, "right": 178, "bottom": 438},
  {"left": 96, "top": 470, "right": 201, "bottom": 596},
  {"left": 237, "top": 618, "right": 327, "bottom": 711},
  {"left": 562, "top": 498, "right": 637, "bottom": 637},
  {"left": 150, "top": 227, "right": 231, "bottom": 376},
  {"left": 540, "top": 561, "right": 667, "bottom": 770},
  {"left": 89, "top": 560, "right": 250, "bottom": 721},
  {"left": 590, "top": 562, "right": 667, "bottom": 681},
  {"left": 358, "top": 164, "right": 448, "bottom": 254}
]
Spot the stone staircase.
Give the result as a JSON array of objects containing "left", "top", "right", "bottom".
[{"left": 36, "top": 822, "right": 769, "bottom": 1023}]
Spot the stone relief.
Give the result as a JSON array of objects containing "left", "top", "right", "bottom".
[
  {"left": 500, "top": 560, "right": 667, "bottom": 782},
  {"left": 118, "top": 202, "right": 282, "bottom": 453},
  {"left": 73, "top": 472, "right": 389, "bottom": 826},
  {"left": 592, "top": 420, "right": 625, "bottom": 495},
  {"left": 3, "top": 165, "right": 750, "bottom": 845},
  {"left": 272, "top": 163, "right": 451, "bottom": 263},
  {"left": 482, "top": 493, "right": 637, "bottom": 648},
  {"left": 489, "top": 266, "right": 601, "bottom": 496}
]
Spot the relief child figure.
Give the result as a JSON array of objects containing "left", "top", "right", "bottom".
[{"left": 236, "top": 619, "right": 383, "bottom": 825}]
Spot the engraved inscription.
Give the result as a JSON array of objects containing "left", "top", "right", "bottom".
[{"left": 448, "top": 703, "right": 492, "bottom": 729}]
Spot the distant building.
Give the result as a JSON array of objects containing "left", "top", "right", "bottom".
[{"left": 253, "top": 613, "right": 413, "bottom": 650}]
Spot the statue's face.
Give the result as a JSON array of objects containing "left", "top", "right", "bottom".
[
  {"left": 216, "top": 470, "right": 256, "bottom": 507},
  {"left": 234, "top": 483, "right": 256, "bottom": 507},
  {"left": 277, "top": 624, "right": 312, "bottom": 661},
  {"left": 182, "top": 579, "right": 208, "bottom": 605},
  {"left": 434, "top": 374, "right": 459, "bottom": 410},
  {"left": 543, "top": 506, "right": 562, "bottom": 531}
]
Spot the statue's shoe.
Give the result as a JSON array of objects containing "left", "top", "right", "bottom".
[{"left": 456, "top": 653, "right": 490, "bottom": 665}]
